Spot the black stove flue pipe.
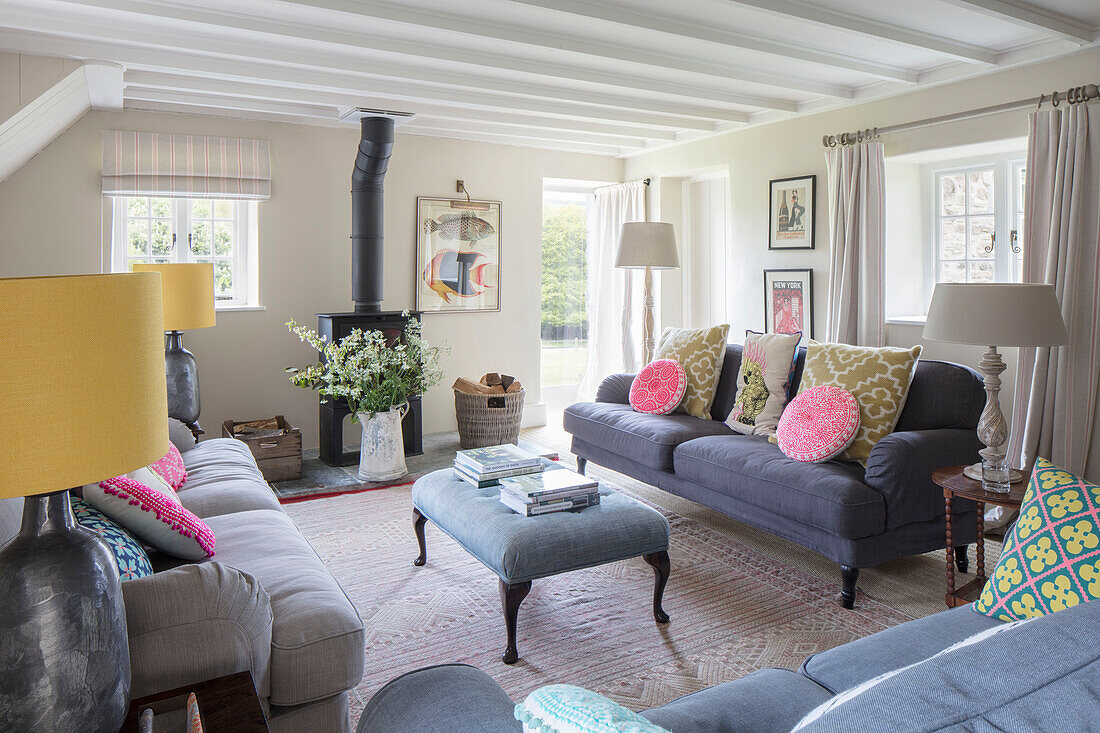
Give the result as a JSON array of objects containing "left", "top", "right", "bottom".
[{"left": 350, "top": 116, "right": 394, "bottom": 312}]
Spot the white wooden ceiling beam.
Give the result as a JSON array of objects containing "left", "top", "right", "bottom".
[
  {"left": 503, "top": 0, "right": 920, "bottom": 83},
  {"left": 121, "top": 86, "right": 340, "bottom": 119},
  {"left": 938, "top": 0, "right": 1093, "bottom": 44},
  {"left": 83, "top": 61, "right": 123, "bottom": 110},
  {"left": 717, "top": 0, "right": 997, "bottom": 64},
  {"left": 123, "top": 70, "right": 678, "bottom": 141},
  {"left": 395, "top": 125, "right": 626, "bottom": 157},
  {"left": 0, "top": 6, "right": 755, "bottom": 123},
  {"left": 57, "top": 0, "right": 804, "bottom": 111}
]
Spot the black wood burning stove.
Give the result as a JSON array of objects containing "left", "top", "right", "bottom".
[{"left": 317, "top": 113, "right": 423, "bottom": 467}]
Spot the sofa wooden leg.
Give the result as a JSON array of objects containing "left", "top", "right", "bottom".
[
  {"left": 643, "top": 551, "right": 671, "bottom": 624},
  {"left": 840, "top": 565, "right": 859, "bottom": 609},
  {"left": 576, "top": 456, "right": 587, "bottom": 475},
  {"left": 955, "top": 544, "right": 969, "bottom": 574},
  {"left": 412, "top": 507, "right": 427, "bottom": 567},
  {"left": 500, "top": 580, "right": 531, "bottom": 665}
]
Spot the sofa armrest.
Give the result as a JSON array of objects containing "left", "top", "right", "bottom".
[
  {"left": 359, "top": 664, "right": 519, "bottom": 733},
  {"left": 864, "top": 429, "right": 982, "bottom": 529},
  {"left": 123, "top": 562, "right": 274, "bottom": 700},
  {"left": 596, "top": 373, "right": 636, "bottom": 404}
]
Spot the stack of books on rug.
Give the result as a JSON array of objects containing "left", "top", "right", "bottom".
[{"left": 453, "top": 444, "right": 598, "bottom": 516}]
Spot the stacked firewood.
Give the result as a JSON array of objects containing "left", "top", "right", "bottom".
[{"left": 452, "top": 372, "right": 523, "bottom": 395}]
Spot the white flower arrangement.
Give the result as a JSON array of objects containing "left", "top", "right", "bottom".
[{"left": 285, "top": 313, "right": 446, "bottom": 419}]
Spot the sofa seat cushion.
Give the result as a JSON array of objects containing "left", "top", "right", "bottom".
[
  {"left": 179, "top": 439, "right": 282, "bottom": 517},
  {"left": 564, "top": 402, "right": 735, "bottom": 472},
  {"left": 672, "top": 436, "right": 884, "bottom": 539},
  {"left": 202, "top": 509, "right": 365, "bottom": 706},
  {"left": 642, "top": 668, "right": 832, "bottom": 733}
]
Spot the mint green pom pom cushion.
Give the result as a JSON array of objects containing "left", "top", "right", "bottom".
[{"left": 515, "top": 685, "right": 669, "bottom": 733}]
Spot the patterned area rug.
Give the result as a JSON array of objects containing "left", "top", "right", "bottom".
[{"left": 284, "top": 475, "right": 913, "bottom": 720}]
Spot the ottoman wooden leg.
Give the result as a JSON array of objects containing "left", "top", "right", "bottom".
[
  {"left": 499, "top": 579, "right": 531, "bottom": 665},
  {"left": 412, "top": 508, "right": 427, "bottom": 567},
  {"left": 643, "top": 551, "right": 671, "bottom": 624}
]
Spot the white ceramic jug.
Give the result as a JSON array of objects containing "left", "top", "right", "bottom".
[{"left": 356, "top": 403, "right": 408, "bottom": 482}]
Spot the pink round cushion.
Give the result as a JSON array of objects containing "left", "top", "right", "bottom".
[
  {"left": 629, "top": 359, "right": 687, "bottom": 415},
  {"left": 777, "top": 385, "right": 860, "bottom": 463},
  {"left": 149, "top": 443, "right": 188, "bottom": 490}
]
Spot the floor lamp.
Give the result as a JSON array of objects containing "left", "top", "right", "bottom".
[
  {"left": 0, "top": 273, "right": 170, "bottom": 731},
  {"left": 615, "top": 222, "right": 680, "bottom": 366}
]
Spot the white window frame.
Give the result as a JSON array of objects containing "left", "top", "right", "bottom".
[
  {"left": 922, "top": 152, "right": 1025, "bottom": 305},
  {"left": 109, "top": 196, "right": 260, "bottom": 309}
]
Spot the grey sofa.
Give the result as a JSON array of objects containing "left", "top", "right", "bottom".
[
  {"left": 356, "top": 601, "right": 1100, "bottom": 731},
  {"left": 563, "top": 344, "right": 986, "bottom": 607},
  {"left": 0, "top": 438, "right": 365, "bottom": 732}
]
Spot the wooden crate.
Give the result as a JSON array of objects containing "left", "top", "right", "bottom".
[{"left": 222, "top": 415, "right": 302, "bottom": 482}]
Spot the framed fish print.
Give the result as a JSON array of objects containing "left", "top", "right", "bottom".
[
  {"left": 416, "top": 196, "right": 501, "bottom": 313},
  {"left": 763, "top": 268, "right": 813, "bottom": 340},
  {"left": 769, "top": 175, "right": 815, "bottom": 250}
]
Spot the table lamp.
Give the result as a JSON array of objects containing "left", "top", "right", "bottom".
[
  {"left": 0, "top": 273, "right": 169, "bottom": 732},
  {"left": 923, "top": 283, "right": 1067, "bottom": 490},
  {"left": 615, "top": 222, "right": 680, "bottom": 365},
  {"left": 132, "top": 262, "right": 216, "bottom": 431}
]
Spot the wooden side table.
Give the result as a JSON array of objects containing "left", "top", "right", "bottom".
[
  {"left": 932, "top": 465, "right": 1027, "bottom": 608},
  {"left": 120, "top": 671, "right": 268, "bottom": 732}
]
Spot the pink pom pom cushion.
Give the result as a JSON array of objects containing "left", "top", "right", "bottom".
[
  {"left": 777, "top": 385, "right": 860, "bottom": 463},
  {"left": 630, "top": 359, "right": 688, "bottom": 415},
  {"left": 83, "top": 466, "right": 215, "bottom": 560},
  {"left": 149, "top": 443, "right": 188, "bottom": 490}
]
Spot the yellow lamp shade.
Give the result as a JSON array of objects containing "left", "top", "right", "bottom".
[
  {"left": 132, "top": 262, "right": 216, "bottom": 331},
  {"left": 0, "top": 273, "right": 170, "bottom": 496}
]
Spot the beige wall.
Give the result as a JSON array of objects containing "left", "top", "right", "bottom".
[
  {"left": 0, "top": 52, "right": 82, "bottom": 121},
  {"left": 626, "top": 46, "right": 1100, "bottom": 439},
  {"left": 0, "top": 108, "right": 622, "bottom": 446}
]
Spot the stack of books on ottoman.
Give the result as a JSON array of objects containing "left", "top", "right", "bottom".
[{"left": 453, "top": 444, "right": 599, "bottom": 516}]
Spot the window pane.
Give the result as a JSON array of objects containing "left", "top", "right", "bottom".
[
  {"left": 213, "top": 222, "right": 233, "bottom": 256},
  {"left": 151, "top": 219, "right": 173, "bottom": 256},
  {"left": 969, "top": 261, "right": 995, "bottom": 282},
  {"left": 940, "top": 261, "right": 966, "bottom": 283},
  {"left": 128, "top": 220, "right": 149, "bottom": 257},
  {"left": 1016, "top": 167, "right": 1026, "bottom": 211},
  {"left": 940, "top": 174, "right": 965, "bottom": 216},
  {"left": 191, "top": 199, "right": 211, "bottom": 218},
  {"left": 940, "top": 218, "right": 965, "bottom": 260},
  {"left": 213, "top": 200, "right": 233, "bottom": 219},
  {"left": 127, "top": 197, "right": 148, "bottom": 217},
  {"left": 967, "top": 216, "right": 995, "bottom": 259},
  {"left": 191, "top": 221, "right": 211, "bottom": 255},
  {"left": 213, "top": 260, "right": 233, "bottom": 296},
  {"left": 151, "top": 198, "right": 172, "bottom": 218},
  {"left": 968, "top": 169, "right": 994, "bottom": 214}
]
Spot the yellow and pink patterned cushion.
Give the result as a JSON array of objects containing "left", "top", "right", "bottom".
[
  {"left": 629, "top": 359, "right": 687, "bottom": 415},
  {"left": 149, "top": 443, "right": 188, "bottom": 490},
  {"left": 776, "top": 386, "right": 860, "bottom": 463},
  {"left": 974, "top": 458, "right": 1100, "bottom": 621}
]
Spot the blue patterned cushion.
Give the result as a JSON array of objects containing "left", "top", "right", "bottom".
[
  {"left": 515, "top": 685, "right": 669, "bottom": 733},
  {"left": 72, "top": 497, "right": 153, "bottom": 581}
]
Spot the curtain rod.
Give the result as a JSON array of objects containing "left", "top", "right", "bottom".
[
  {"left": 592, "top": 177, "right": 651, "bottom": 193},
  {"left": 822, "top": 83, "right": 1099, "bottom": 148}
]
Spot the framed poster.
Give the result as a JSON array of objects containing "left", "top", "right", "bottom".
[
  {"left": 415, "top": 196, "right": 501, "bottom": 313},
  {"left": 764, "top": 268, "right": 813, "bottom": 339},
  {"left": 769, "top": 175, "right": 815, "bottom": 250}
]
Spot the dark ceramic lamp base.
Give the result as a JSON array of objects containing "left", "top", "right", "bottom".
[
  {"left": 0, "top": 491, "right": 130, "bottom": 732},
  {"left": 165, "top": 330, "right": 201, "bottom": 426}
]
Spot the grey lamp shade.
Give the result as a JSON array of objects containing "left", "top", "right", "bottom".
[
  {"left": 615, "top": 222, "right": 680, "bottom": 269},
  {"left": 923, "top": 283, "right": 1068, "bottom": 347}
]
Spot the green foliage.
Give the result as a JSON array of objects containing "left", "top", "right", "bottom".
[{"left": 541, "top": 204, "right": 588, "bottom": 334}]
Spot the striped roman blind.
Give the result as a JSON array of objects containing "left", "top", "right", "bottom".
[{"left": 102, "top": 131, "right": 271, "bottom": 200}]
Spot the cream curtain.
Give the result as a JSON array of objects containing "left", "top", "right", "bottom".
[
  {"left": 577, "top": 180, "right": 646, "bottom": 400},
  {"left": 102, "top": 131, "right": 271, "bottom": 200},
  {"left": 824, "top": 142, "right": 886, "bottom": 346},
  {"left": 1010, "top": 105, "right": 1100, "bottom": 478}
]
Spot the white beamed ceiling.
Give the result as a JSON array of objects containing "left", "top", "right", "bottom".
[{"left": 1, "top": 0, "right": 1097, "bottom": 157}]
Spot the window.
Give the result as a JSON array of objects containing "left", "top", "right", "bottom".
[
  {"left": 540, "top": 188, "right": 590, "bottom": 393},
  {"left": 931, "top": 157, "right": 1024, "bottom": 286},
  {"left": 1012, "top": 161, "right": 1027, "bottom": 282},
  {"left": 111, "top": 196, "right": 258, "bottom": 307}
]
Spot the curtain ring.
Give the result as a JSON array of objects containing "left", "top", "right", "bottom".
[
  {"left": 1036, "top": 93, "right": 1044, "bottom": 110},
  {"left": 1051, "top": 91, "right": 1060, "bottom": 108}
]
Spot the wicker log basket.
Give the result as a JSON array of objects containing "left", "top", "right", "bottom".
[{"left": 455, "top": 388, "right": 525, "bottom": 449}]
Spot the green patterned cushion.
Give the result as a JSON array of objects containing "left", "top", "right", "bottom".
[
  {"left": 515, "top": 685, "right": 669, "bottom": 733},
  {"left": 974, "top": 458, "right": 1100, "bottom": 622}
]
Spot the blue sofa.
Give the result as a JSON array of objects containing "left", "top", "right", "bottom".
[
  {"left": 356, "top": 601, "right": 1100, "bottom": 731},
  {"left": 563, "top": 344, "right": 985, "bottom": 607}
]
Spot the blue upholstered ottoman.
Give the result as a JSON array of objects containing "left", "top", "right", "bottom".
[{"left": 411, "top": 464, "right": 671, "bottom": 664}]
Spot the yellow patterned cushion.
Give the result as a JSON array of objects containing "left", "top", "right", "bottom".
[
  {"left": 975, "top": 458, "right": 1100, "bottom": 621},
  {"left": 653, "top": 324, "right": 730, "bottom": 419},
  {"left": 796, "top": 341, "right": 921, "bottom": 462}
]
